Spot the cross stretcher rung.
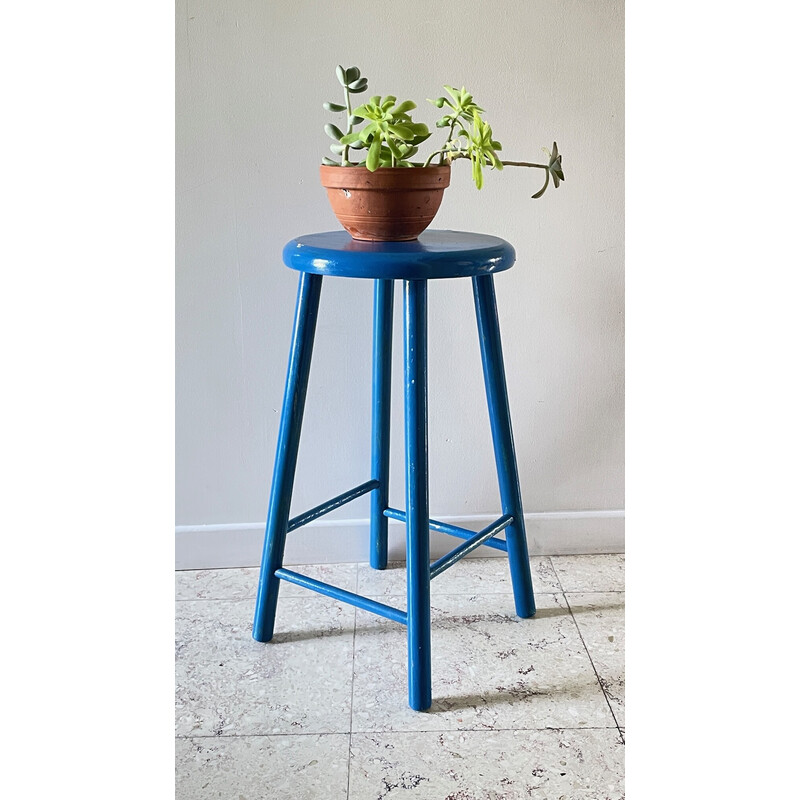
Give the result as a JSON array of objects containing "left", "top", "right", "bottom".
[
  {"left": 429, "top": 514, "right": 514, "bottom": 578},
  {"left": 383, "top": 507, "right": 509, "bottom": 552},
  {"left": 274, "top": 568, "right": 407, "bottom": 624},
  {"left": 288, "top": 479, "right": 379, "bottom": 532}
]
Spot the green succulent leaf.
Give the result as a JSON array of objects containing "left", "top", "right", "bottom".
[
  {"left": 335, "top": 65, "right": 347, "bottom": 86},
  {"left": 340, "top": 131, "right": 362, "bottom": 145},
  {"left": 324, "top": 123, "right": 345, "bottom": 141},
  {"left": 349, "top": 140, "right": 366, "bottom": 150},
  {"left": 366, "top": 134, "right": 382, "bottom": 171},
  {"left": 387, "top": 124, "right": 414, "bottom": 140},
  {"left": 486, "top": 151, "right": 502, "bottom": 170},
  {"left": 394, "top": 100, "right": 416, "bottom": 114},
  {"left": 344, "top": 66, "right": 360, "bottom": 83},
  {"left": 429, "top": 97, "right": 448, "bottom": 109},
  {"left": 349, "top": 115, "right": 363, "bottom": 125},
  {"left": 330, "top": 143, "right": 346, "bottom": 155},
  {"left": 323, "top": 102, "right": 347, "bottom": 113},
  {"left": 348, "top": 77, "right": 368, "bottom": 93},
  {"left": 548, "top": 141, "right": 564, "bottom": 187},
  {"left": 473, "top": 158, "right": 484, "bottom": 190},
  {"left": 385, "top": 137, "right": 403, "bottom": 160},
  {"left": 321, "top": 156, "right": 339, "bottom": 166}
]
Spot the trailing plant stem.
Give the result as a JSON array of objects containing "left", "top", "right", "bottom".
[
  {"left": 342, "top": 86, "right": 353, "bottom": 165},
  {"left": 439, "top": 119, "right": 457, "bottom": 164},
  {"left": 423, "top": 149, "right": 460, "bottom": 168},
  {"left": 497, "top": 161, "right": 548, "bottom": 169}
]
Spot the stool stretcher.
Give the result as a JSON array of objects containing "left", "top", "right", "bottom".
[
  {"left": 429, "top": 513, "right": 514, "bottom": 578},
  {"left": 383, "top": 507, "right": 509, "bottom": 552},
  {"left": 287, "top": 479, "right": 380, "bottom": 532},
  {"left": 274, "top": 568, "right": 407, "bottom": 625}
]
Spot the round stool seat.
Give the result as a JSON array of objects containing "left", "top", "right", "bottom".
[{"left": 283, "top": 229, "right": 515, "bottom": 280}]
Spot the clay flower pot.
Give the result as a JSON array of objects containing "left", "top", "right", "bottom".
[{"left": 320, "top": 165, "right": 451, "bottom": 242}]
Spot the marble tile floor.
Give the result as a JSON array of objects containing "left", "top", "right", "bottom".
[{"left": 176, "top": 554, "right": 624, "bottom": 799}]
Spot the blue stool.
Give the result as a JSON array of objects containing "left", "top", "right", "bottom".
[{"left": 252, "top": 230, "right": 536, "bottom": 711}]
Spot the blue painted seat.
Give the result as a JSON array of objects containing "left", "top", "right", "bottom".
[
  {"left": 283, "top": 229, "right": 515, "bottom": 280},
  {"left": 253, "top": 230, "right": 536, "bottom": 711}
]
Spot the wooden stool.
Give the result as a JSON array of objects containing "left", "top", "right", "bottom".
[{"left": 252, "top": 230, "right": 536, "bottom": 711}]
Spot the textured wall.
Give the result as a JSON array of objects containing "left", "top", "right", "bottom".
[{"left": 176, "top": 0, "right": 624, "bottom": 558}]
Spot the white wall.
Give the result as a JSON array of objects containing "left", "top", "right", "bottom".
[{"left": 176, "top": 0, "right": 624, "bottom": 567}]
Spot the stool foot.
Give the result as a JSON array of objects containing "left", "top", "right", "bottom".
[
  {"left": 404, "top": 279, "right": 432, "bottom": 711},
  {"left": 370, "top": 279, "right": 393, "bottom": 570},
  {"left": 253, "top": 272, "right": 323, "bottom": 642},
  {"left": 473, "top": 275, "right": 536, "bottom": 619}
]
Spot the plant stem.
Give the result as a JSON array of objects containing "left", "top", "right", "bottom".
[
  {"left": 439, "top": 119, "right": 458, "bottom": 165},
  {"left": 497, "top": 161, "right": 552, "bottom": 197},
  {"left": 342, "top": 86, "right": 353, "bottom": 166},
  {"left": 423, "top": 148, "right": 467, "bottom": 168},
  {"left": 497, "top": 160, "right": 548, "bottom": 169},
  {"left": 424, "top": 149, "right": 447, "bottom": 168}
]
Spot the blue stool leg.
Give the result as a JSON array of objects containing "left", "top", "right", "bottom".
[
  {"left": 403, "top": 279, "right": 432, "bottom": 711},
  {"left": 472, "top": 275, "right": 536, "bottom": 619},
  {"left": 370, "top": 279, "right": 394, "bottom": 569},
  {"left": 253, "top": 272, "right": 323, "bottom": 642}
]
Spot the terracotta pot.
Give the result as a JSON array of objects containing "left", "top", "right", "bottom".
[{"left": 319, "top": 165, "right": 451, "bottom": 242}]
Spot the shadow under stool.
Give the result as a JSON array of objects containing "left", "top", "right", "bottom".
[{"left": 252, "top": 230, "right": 536, "bottom": 711}]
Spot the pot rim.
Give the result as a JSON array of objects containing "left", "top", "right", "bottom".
[{"left": 320, "top": 163, "right": 451, "bottom": 190}]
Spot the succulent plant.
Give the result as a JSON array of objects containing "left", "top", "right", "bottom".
[{"left": 323, "top": 65, "right": 564, "bottom": 198}]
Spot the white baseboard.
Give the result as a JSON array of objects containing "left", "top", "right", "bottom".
[{"left": 175, "top": 510, "right": 624, "bottom": 570}]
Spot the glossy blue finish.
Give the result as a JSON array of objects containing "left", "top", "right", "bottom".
[
  {"left": 275, "top": 568, "right": 407, "bottom": 625},
  {"left": 430, "top": 514, "right": 514, "bottom": 579},
  {"left": 253, "top": 272, "right": 323, "bottom": 643},
  {"left": 370, "top": 279, "right": 393, "bottom": 569},
  {"left": 403, "top": 279, "right": 432, "bottom": 711},
  {"left": 288, "top": 479, "right": 378, "bottom": 532},
  {"left": 472, "top": 275, "right": 536, "bottom": 619},
  {"left": 383, "top": 507, "right": 509, "bottom": 552},
  {"left": 254, "top": 232, "right": 537, "bottom": 712},
  {"left": 283, "top": 230, "right": 515, "bottom": 281}
]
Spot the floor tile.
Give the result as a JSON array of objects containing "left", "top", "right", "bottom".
[
  {"left": 176, "top": 734, "right": 349, "bottom": 800},
  {"left": 175, "top": 563, "right": 359, "bottom": 601},
  {"left": 175, "top": 594, "right": 355, "bottom": 736},
  {"left": 550, "top": 554, "right": 625, "bottom": 592},
  {"left": 350, "top": 592, "right": 615, "bottom": 732},
  {"left": 567, "top": 593, "right": 625, "bottom": 726},
  {"left": 357, "top": 556, "right": 561, "bottom": 598},
  {"left": 348, "top": 728, "right": 624, "bottom": 800}
]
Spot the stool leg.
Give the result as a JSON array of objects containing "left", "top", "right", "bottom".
[
  {"left": 472, "top": 275, "right": 536, "bottom": 619},
  {"left": 370, "top": 279, "right": 394, "bottom": 569},
  {"left": 253, "top": 272, "right": 323, "bottom": 642},
  {"left": 403, "top": 279, "right": 432, "bottom": 711}
]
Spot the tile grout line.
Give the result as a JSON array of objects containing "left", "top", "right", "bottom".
[
  {"left": 345, "top": 565, "right": 359, "bottom": 800},
  {"left": 551, "top": 557, "right": 624, "bottom": 738},
  {"left": 547, "top": 557, "right": 623, "bottom": 735},
  {"left": 563, "top": 592, "right": 622, "bottom": 733},
  {"left": 176, "top": 725, "right": 622, "bottom": 740}
]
